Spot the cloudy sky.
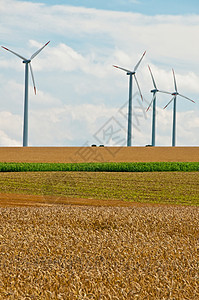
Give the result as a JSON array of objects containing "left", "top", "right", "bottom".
[{"left": 0, "top": 0, "right": 199, "bottom": 147}]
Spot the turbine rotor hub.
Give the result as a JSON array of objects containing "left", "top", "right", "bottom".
[
  {"left": 127, "top": 72, "right": 135, "bottom": 75},
  {"left": 151, "top": 89, "right": 158, "bottom": 93},
  {"left": 23, "top": 59, "right": 31, "bottom": 64}
]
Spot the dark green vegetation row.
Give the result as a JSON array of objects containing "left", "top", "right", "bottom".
[{"left": 0, "top": 162, "right": 199, "bottom": 172}]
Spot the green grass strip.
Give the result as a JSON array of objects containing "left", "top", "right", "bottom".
[{"left": 0, "top": 162, "right": 199, "bottom": 172}]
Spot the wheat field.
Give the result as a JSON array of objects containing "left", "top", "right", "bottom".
[{"left": 0, "top": 205, "right": 198, "bottom": 299}]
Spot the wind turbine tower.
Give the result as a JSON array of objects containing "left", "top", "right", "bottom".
[
  {"left": 163, "top": 69, "right": 195, "bottom": 147},
  {"left": 2, "top": 41, "right": 50, "bottom": 147},
  {"left": 113, "top": 51, "right": 146, "bottom": 146},
  {"left": 147, "top": 66, "right": 171, "bottom": 146}
]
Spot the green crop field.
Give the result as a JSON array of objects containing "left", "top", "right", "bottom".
[
  {"left": 0, "top": 171, "right": 198, "bottom": 206},
  {"left": 0, "top": 161, "right": 199, "bottom": 172}
]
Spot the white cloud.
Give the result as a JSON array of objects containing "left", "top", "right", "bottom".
[
  {"left": 0, "top": 130, "right": 20, "bottom": 146},
  {"left": 0, "top": 0, "right": 199, "bottom": 146},
  {"left": 29, "top": 103, "right": 119, "bottom": 146},
  {"left": 0, "top": 111, "right": 21, "bottom": 145}
]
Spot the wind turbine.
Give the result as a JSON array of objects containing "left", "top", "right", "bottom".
[
  {"left": 147, "top": 66, "right": 171, "bottom": 147},
  {"left": 163, "top": 69, "right": 195, "bottom": 147},
  {"left": 2, "top": 41, "right": 50, "bottom": 147},
  {"left": 113, "top": 51, "right": 146, "bottom": 146}
]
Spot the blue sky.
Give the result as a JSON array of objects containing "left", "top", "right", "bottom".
[
  {"left": 23, "top": 0, "right": 199, "bottom": 15},
  {"left": 0, "top": 0, "right": 199, "bottom": 147}
]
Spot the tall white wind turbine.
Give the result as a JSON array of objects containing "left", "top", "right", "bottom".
[
  {"left": 147, "top": 66, "right": 171, "bottom": 146},
  {"left": 2, "top": 41, "right": 50, "bottom": 147},
  {"left": 113, "top": 51, "right": 146, "bottom": 146},
  {"left": 163, "top": 69, "right": 195, "bottom": 147}
]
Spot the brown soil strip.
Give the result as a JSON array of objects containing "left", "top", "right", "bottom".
[{"left": 0, "top": 193, "right": 174, "bottom": 208}]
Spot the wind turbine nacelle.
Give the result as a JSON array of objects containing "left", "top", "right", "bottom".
[
  {"left": 151, "top": 89, "right": 158, "bottom": 93},
  {"left": 172, "top": 92, "right": 178, "bottom": 96},
  {"left": 23, "top": 59, "right": 31, "bottom": 64},
  {"left": 127, "top": 72, "right": 135, "bottom": 75}
]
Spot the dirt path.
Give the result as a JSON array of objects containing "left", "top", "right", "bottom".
[{"left": 0, "top": 193, "right": 177, "bottom": 208}]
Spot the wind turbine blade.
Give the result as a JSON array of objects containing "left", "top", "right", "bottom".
[
  {"left": 148, "top": 65, "right": 157, "bottom": 89},
  {"left": 158, "top": 90, "right": 172, "bottom": 95},
  {"left": 113, "top": 65, "right": 133, "bottom": 73},
  {"left": 172, "top": 69, "right": 178, "bottom": 92},
  {"left": 178, "top": 93, "right": 195, "bottom": 103},
  {"left": 30, "top": 41, "right": 50, "bottom": 60},
  {"left": 134, "top": 74, "right": 143, "bottom": 101},
  {"left": 29, "top": 63, "right": 36, "bottom": 95},
  {"left": 1, "top": 46, "right": 27, "bottom": 60},
  {"left": 163, "top": 96, "right": 175, "bottom": 109},
  {"left": 146, "top": 93, "right": 156, "bottom": 112},
  {"left": 134, "top": 51, "right": 146, "bottom": 72}
]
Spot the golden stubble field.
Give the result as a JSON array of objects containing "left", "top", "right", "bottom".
[
  {"left": 0, "top": 205, "right": 198, "bottom": 299},
  {"left": 0, "top": 146, "right": 199, "bottom": 163}
]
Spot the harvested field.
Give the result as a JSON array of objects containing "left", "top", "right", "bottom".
[
  {"left": 0, "top": 148, "right": 198, "bottom": 298},
  {"left": 0, "top": 171, "right": 198, "bottom": 206},
  {"left": 0, "top": 146, "right": 199, "bottom": 163},
  {"left": 0, "top": 205, "right": 198, "bottom": 299}
]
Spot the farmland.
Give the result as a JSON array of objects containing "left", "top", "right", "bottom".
[
  {"left": 0, "top": 205, "right": 198, "bottom": 299},
  {"left": 0, "top": 146, "right": 199, "bottom": 163},
  {"left": 0, "top": 161, "right": 199, "bottom": 172},
  {"left": 0, "top": 147, "right": 198, "bottom": 299},
  {"left": 0, "top": 171, "right": 198, "bottom": 206}
]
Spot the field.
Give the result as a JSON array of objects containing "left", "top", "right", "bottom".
[
  {"left": 0, "top": 171, "right": 198, "bottom": 206},
  {"left": 0, "top": 146, "right": 199, "bottom": 163},
  {"left": 0, "top": 161, "right": 199, "bottom": 172},
  {"left": 0, "top": 147, "right": 198, "bottom": 298},
  {"left": 0, "top": 205, "right": 198, "bottom": 299}
]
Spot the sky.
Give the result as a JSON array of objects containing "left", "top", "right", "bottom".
[{"left": 0, "top": 0, "right": 199, "bottom": 147}]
